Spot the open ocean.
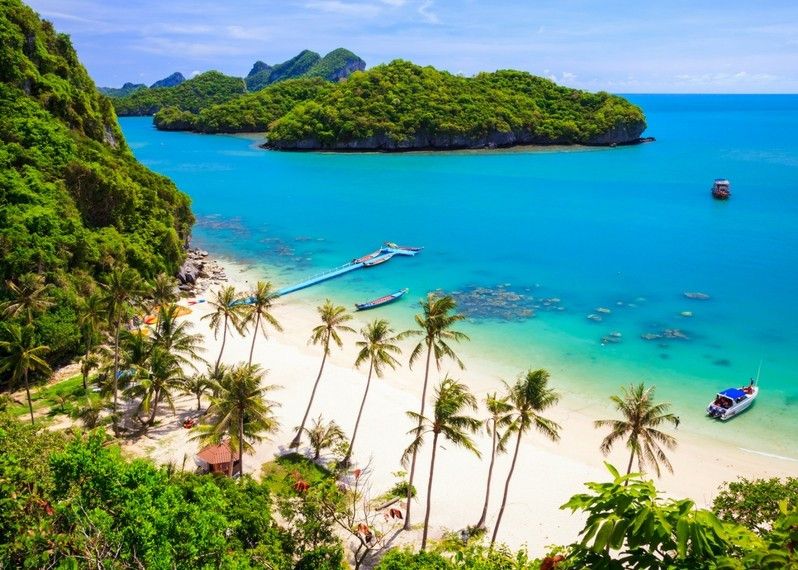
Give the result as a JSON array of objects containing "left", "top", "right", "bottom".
[{"left": 121, "top": 94, "right": 798, "bottom": 458}]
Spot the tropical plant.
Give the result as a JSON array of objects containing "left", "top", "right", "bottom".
[
  {"left": 712, "top": 477, "right": 798, "bottom": 534},
  {"left": 1, "top": 273, "right": 53, "bottom": 325},
  {"left": 181, "top": 373, "right": 213, "bottom": 411},
  {"left": 301, "top": 415, "right": 346, "bottom": 461},
  {"left": 402, "top": 377, "right": 481, "bottom": 550},
  {"left": 149, "top": 272, "right": 178, "bottom": 330},
  {"left": 491, "top": 369, "right": 561, "bottom": 546},
  {"left": 0, "top": 323, "right": 51, "bottom": 424},
  {"left": 202, "top": 285, "right": 245, "bottom": 374},
  {"left": 77, "top": 292, "right": 106, "bottom": 389},
  {"left": 195, "top": 363, "right": 280, "bottom": 476},
  {"left": 475, "top": 392, "right": 514, "bottom": 530},
  {"left": 152, "top": 303, "right": 205, "bottom": 370},
  {"left": 74, "top": 397, "right": 104, "bottom": 429},
  {"left": 100, "top": 266, "right": 147, "bottom": 433},
  {"left": 398, "top": 293, "right": 468, "bottom": 530},
  {"left": 595, "top": 382, "right": 680, "bottom": 478},
  {"left": 125, "top": 347, "right": 186, "bottom": 427},
  {"left": 240, "top": 281, "right": 282, "bottom": 365},
  {"left": 341, "top": 319, "right": 401, "bottom": 466},
  {"left": 79, "top": 351, "right": 101, "bottom": 393},
  {"left": 291, "top": 300, "right": 354, "bottom": 449}
]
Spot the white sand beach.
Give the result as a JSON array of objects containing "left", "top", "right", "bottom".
[{"left": 128, "top": 256, "right": 798, "bottom": 556}]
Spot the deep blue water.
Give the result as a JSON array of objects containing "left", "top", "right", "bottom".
[{"left": 121, "top": 94, "right": 798, "bottom": 455}]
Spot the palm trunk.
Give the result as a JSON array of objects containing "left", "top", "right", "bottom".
[
  {"left": 248, "top": 313, "right": 260, "bottom": 365},
  {"left": 291, "top": 338, "right": 329, "bottom": 449},
  {"left": 24, "top": 369, "right": 34, "bottom": 425},
  {"left": 421, "top": 430, "right": 440, "bottom": 550},
  {"left": 624, "top": 447, "right": 636, "bottom": 485},
  {"left": 214, "top": 315, "right": 228, "bottom": 374},
  {"left": 146, "top": 389, "right": 161, "bottom": 426},
  {"left": 476, "top": 420, "right": 498, "bottom": 529},
  {"left": 238, "top": 407, "right": 244, "bottom": 480},
  {"left": 196, "top": 394, "right": 201, "bottom": 411},
  {"left": 404, "top": 342, "right": 433, "bottom": 530},
  {"left": 491, "top": 426, "right": 524, "bottom": 546},
  {"left": 82, "top": 338, "right": 91, "bottom": 390},
  {"left": 112, "top": 315, "right": 121, "bottom": 434},
  {"left": 342, "top": 359, "right": 373, "bottom": 466}
]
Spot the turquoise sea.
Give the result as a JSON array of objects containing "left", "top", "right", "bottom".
[{"left": 121, "top": 95, "right": 798, "bottom": 458}]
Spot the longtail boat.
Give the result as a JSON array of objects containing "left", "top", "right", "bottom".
[
  {"left": 353, "top": 249, "right": 381, "bottom": 264},
  {"left": 364, "top": 253, "right": 394, "bottom": 267},
  {"left": 384, "top": 242, "right": 423, "bottom": 252},
  {"left": 355, "top": 288, "right": 409, "bottom": 311}
]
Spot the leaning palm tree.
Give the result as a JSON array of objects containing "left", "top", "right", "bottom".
[
  {"left": 125, "top": 347, "right": 186, "bottom": 427},
  {"left": 398, "top": 293, "right": 469, "bottom": 529},
  {"left": 491, "top": 369, "right": 561, "bottom": 546},
  {"left": 595, "top": 382, "right": 680, "bottom": 479},
  {"left": 181, "top": 373, "right": 212, "bottom": 411},
  {"left": 153, "top": 303, "right": 205, "bottom": 370},
  {"left": 0, "top": 323, "right": 51, "bottom": 425},
  {"left": 402, "top": 377, "right": 481, "bottom": 550},
  {"left": 202, "top": 286, "right": 244, "bottom": 374},
  {"left": 475, "top": 392, "right": 514, "bottom": 530},
  {"left": 77, "top": 292, "right": 106, "bottom": 389},
  {"left": 240, "top": 281, "right": 282, "bottom": 365},
  {"left": 101, "top": 266, "right": 146, "bottom": 434},
  {"left": 301, "top": 415, "right": 346, "bottom": 461},
  {"left": 290, "top": 300, "right": 354, "bottom": 449},
  {"left": 1, "top": 273, "right": 53, "bottom": 325},
  {"left": 194, "top": 363, "right": 280, "bottom": 477},
  {"left": 341, "top": 319, "right": 401, "bottom": 467}
]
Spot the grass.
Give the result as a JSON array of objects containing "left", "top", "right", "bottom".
[
  {"left": 5, "top": 374, "right": 101, "bottom": 419},
  {"left": 261, "top": 453, "right": 334, "bottom": 496}
]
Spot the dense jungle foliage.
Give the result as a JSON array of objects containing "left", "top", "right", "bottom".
[{"left": 0, "top": 0, "right": 193, "bottom": 369}]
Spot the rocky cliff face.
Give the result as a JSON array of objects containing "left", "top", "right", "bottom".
[
  {"left": 326, "top": 56, "right": 366, "bottom": 81},
  {"left": 151, "top": 72, "right": 185, "bottom": 88}
]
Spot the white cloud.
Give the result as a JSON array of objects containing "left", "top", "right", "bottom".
[
  {"left": 418, "top": 0, "right": 438, "bottom": 24},
  {"left": 305, "top": 1, "right": 381, "bottom": 17},
  {"left": 380, "top": 0, "right": 407, "bottom": 5}
]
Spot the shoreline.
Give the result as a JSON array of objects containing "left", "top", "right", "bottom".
[{"left": 131, "top": 249, "right": 798, "bottom": 554}]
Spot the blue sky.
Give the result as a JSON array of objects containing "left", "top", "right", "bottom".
[{"left": 26, "top": 0, "right": 798, "bottom": 93}]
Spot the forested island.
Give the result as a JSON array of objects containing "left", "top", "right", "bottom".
[{"left": 151, "top": 61, "right": 647, "bottom": 150}]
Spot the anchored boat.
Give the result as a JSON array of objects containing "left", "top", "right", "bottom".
[
  {"left": 707, "top": 380, "right": 758, "bottom": 420},
  {"left": 712, "top": 178, "right": 731, "bottom": 200},
  {"left": 355, "top": 288, "right": 409, "bottom": 311},
  {"left": 364, "top": 253, "right": 394, "bottom": 267}
]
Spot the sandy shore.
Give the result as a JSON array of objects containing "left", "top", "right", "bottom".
[{"left": 129, "top": 255, "right": 798, "bottom": 555}]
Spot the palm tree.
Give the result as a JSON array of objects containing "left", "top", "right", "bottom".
[
  {"left": 195, "top": 363, "right": 280, "bottom": 477},
  {"left": 475, "top": 392, "right": 514, "bottom": 530},
  {"left": 595, "top": 383, "right": 680, "bottom": 479},
  {"left": 150, "top": 272, "right": 178, "bottom": 311},
  {"left": 0, "top": 323, "right": 51, "bottom": 425},
  {"left": 240, "top": 281, "right": 282, "bottom": 366},
  {"left": 75, "top": 397, "right": 104, "bottom": 430},
  {"left": 1, "top": 273, "right": 53, "bottom": 325},
  {"left": 398, "top": 293, "right": 468, "bottom": 530},
  {"left": 301, "top": 415, "right": 346, "bottom": 461},
  {"left": 77, "top": 292, "right": 105, "bottom": 389},
  {"left": 201, "top": 286, "right": 244, "bottom": 374},
  {"left": 125, "top": 347, "right": 186, "bottom": 427},
  {"left": 152, "top": 303, "right": 205, "bottom": 370},
  {"left": 101, "top": 266, "right": 146, "bottom": 433},
  {"left": 181, "top": 373, "right": 212, "bottom": 411},
  {"left": 79, "top": 351, "right": 101, "bottom": 392},
  {"left": 290, "top": 301, "right": 354, "bottom": 449},
  {"left": 491, "top": 369, "right": 561, "bottom": 546},
  {"left": 402, "top": 377, "right": 481, "bottom": 550},
  {"left": 341, "top": 319, "right": 401, "bottom": 467}
]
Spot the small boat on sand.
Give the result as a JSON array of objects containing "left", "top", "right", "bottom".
[
  {"left": 364, "top": 253, "right": 394, "bottom": 267},
  {"left": 355, "top": 288, "right": 409, "bottom": 311},
  {"left": 707, "top": 381, "right": 758, "bottom": 420},
  {"left": 711, "top": 179, "right": 731, "bottom": 200}
]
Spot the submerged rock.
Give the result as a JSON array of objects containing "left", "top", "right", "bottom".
[
  {"left": 684, "top": 291, "right": 710, "bottom": 300},
  {"left": 439, "top": 284, "right": 560, "bottom": 321},
  {"left": 680, "top": 311, "right": 693, "bottom": 318}
]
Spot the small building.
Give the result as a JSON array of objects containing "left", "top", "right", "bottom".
[{"left": 195, "top": 441, "right": 241, "bottom": 476}]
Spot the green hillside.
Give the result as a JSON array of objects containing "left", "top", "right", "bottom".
[{"left": 0, "top": 0, "right": 193, "bottom": 364}]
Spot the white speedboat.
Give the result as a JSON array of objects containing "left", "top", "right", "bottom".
[{"left": 707, "top": 382, "right": 757, "bottom": 421}]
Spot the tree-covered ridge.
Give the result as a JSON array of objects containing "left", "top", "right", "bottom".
[
  {"left": 305, "top": 48, "right": 366, "bottom": 82},
  {"left": 246, "top": 49, "right": 321, "bottom": 91},
  {"left": 113, "top": 70, "right": 247, "bottom": 116},
  {"left": 267, "top": 60, "right": 647, "bottom": 150},
  {"left": 0, "top": 0, "right": 192, "bottom": 364},
  {"left": 98, "top": 81, "right": 146, "bottom": 97},
  {"left": 155, "top": 78, "right": 334, "bottom": 133}
]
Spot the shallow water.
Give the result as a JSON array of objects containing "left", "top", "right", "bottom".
[{"left": 121, "top": 94, "right": 798, "bottom": 457}]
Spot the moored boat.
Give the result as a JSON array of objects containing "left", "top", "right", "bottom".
[
  {"left": 363, "top": 253, "right": 394, "bottom": 267},
  {"left": 711, "top": 178, "right": 731, "bottom": 200},
  {"left": 353, "top": 249, "right": 382, "bottom": 264},
  {"left": 707, "top": 381, "right": 757, "bottom": 420},
  {"left": 383, "top": 242, "right": 424, "bottom": 252},
  {"left": 355, "top": 288, "right": 409, "bottom": 311}
]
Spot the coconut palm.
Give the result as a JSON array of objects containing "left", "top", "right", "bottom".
[
  {"left": 240, "top": 281, "right": 282, "bottom": 366},
  {"left": 475, "top": 392, "right": 514, "bottom": 530},
  {"left": 301, "top": 415, "right": 346, "bottom": 461},
  {"left": 341, "top": 319, "right": 401, "bottom": 467},
  {"left": 181, "top": 373, "right": 212, "bottom": 411},
  {"left": 290, "top": 301, "right": 354, "bottom": 449},
  {"left": 77, "top": 292, "right": 105, "bottom": 389},
  {"left": 1, "top": 273, "right": 53, "bottom": 325},
  {"left": 152, "top": 303, "right": 205, "bottom": 370},
  {"left": 0, "top": 323, "right": 51, "bottom": 425},
  {"left": 398, "top": 293, "right": 469, "bottom": 529},
  {"left": 595, "top": 382, "right": 680, "bottom": 479},
  {"left": 101, "top": 266, "right": 146, "bottom": 433},
  {"left": 194, "top": 363, "right": 280, "bottom": 477},
  {"left": 402, "top": 377, "right": 481, "bottom": 550},
  {"left": 201, "top": 286, "right": 245, "bottom": 374},
  {"left": 75, "top": 397, "right": 104, "bottom": 430},
  {"left": 125, "top": 347, "right": 187, "bottom": 427},
  {"left": 491, "top": 369, "right": 561, "bottom": 546},
  {"left": 150, "top": 272, "right": 178, "bottom": 311},
  {"left": 79, "top": 351, "right": 101, "bottom": 393}
]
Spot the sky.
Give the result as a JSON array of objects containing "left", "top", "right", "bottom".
[{"left": 25, "top": 0, "right": 798, "bottom": 93}]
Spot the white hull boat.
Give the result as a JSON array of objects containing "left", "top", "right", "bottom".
[{"left": 706, "top": 383, "right": 758, "bottom": 421}]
